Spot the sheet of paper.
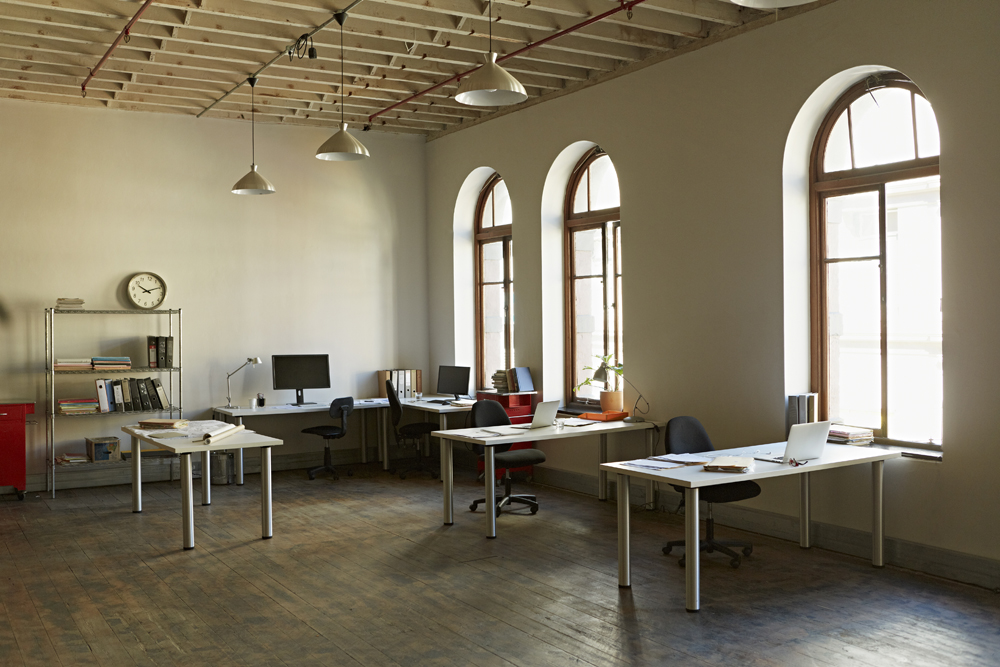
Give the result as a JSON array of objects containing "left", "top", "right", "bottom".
[
  {"left": 562, "top": 418, "right": 598, "bottom": 427},
  {"left": 650, "top": 453, "right": 712, "bottom": 465},
  {"left": 619, "top": 459, "right": 685, "bottom": 470}
]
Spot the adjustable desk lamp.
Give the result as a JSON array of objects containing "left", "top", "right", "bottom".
[
  {"left": 227, "top": 357, "right": 262, "bottom": 408},
  {"left": 591, "top": 362, "right": 649, "bottom": 423}
]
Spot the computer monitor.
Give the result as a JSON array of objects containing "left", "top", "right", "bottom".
[
  {"left": 272, "top": 354, "right": 330, "bottom": 406},
  {"left": 436, "top": 365, "right": 470, "bottom": 400}
]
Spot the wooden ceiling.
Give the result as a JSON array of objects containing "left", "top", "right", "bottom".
[{"left": 0, "top": 0, "right": 808, "bottom": 138}]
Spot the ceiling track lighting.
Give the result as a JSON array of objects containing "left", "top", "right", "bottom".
[
  {"left": 454, "top": 0, "right": 527, "bottom": 107},
  {"left": 231, "top": 77, "right": 276, "bottom": 195},
  {"left": 316, "top": 12, "right": 370, "bottom": 161}
]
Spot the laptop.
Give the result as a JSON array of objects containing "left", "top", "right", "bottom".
[
  {"left": 755, "top": 421, "right": 831, "bottom": 464},
  {"left": 510, "top": 401, "right": 560, "bottom": 430}
]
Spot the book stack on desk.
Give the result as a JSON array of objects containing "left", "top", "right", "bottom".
[
  {"left": 828, "top": 424, "right": 874, "bottom": 445},
  {"left": 703, "top": 456, "right": 754, "bottom": 473}
]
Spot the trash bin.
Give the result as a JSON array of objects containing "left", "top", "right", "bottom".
[{"left": 211, "top": 452, "right": 235, "bottom": 485}]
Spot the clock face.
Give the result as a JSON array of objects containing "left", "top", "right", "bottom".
[{"left": 127, "top": 272, "right": 167, "bottom": 310}]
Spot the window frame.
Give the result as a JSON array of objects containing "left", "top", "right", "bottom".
[
  {"left": 474, "top": 173, "right": 514, "bottom": 391},
  {"left": 809, "top": 74, "right": 941, "bottom": 449},
  {"left": 564, "top": 148, "right": 623, "bottom": 408}
]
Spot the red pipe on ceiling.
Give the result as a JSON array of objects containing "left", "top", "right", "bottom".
[
  {"left": 368, "top": 0, "right": 649, "bottom": 124},
  {"left": 81, "top": 0, "right": 157, "bottom": 96}
]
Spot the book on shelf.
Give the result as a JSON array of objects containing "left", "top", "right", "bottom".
[
  {"left": 54, "top": 358, "right": 92, "bottom": 370},
  {"left": 165, "top": 337, "right": 174, "bottom": 368},
  {"left": 143, "top": 378, "right": 161, "bottom": 410},
  {"left": 57, "top": 398, "right": 100, "bottom": 415},
  {"left": 147, "top": 336, "right": 158, "bottom": 368},
  {"left": 112, "top": 380, "right": 125, "bottom": 412},
  {"left": 128, "top": 378, "right": 141, "bottom": 412},
  {"left": 136, "top": 379, "right": 153, "bottom": 411},
  {"left": 490, "top": 367, "right": 534, "bottom": 394},
  {"left": 95, "top": 379, "right": 110, "bottom": 413},
  {"left": 152, "top": 378, "right": 170, "bottom": 409},
  {"left": 57, "top": 453, "right": 89, "bottom": 464}
]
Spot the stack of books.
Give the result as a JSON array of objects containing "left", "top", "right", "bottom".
[
  {"left": 828, "top": 424, "right": 874, "bottom": 445},
  {"left": 704, "top": 456, "right": 754, "bottom": 473},
  {"left": 57, "top": 453, "right": 89, "bottom": 465},
  {"left": 491, "top": 370, "right": 510, "bottom": 393},
  {"left": 54, "top": 358, "right": 92, "bottom": 371},
  {"left": 93, "top": 356, "right": 131, "bottom": 370},
  {"left": 57, "top": 398, "right": 100, "bottom": 415},
  {"left": 492, "top": 367, "right": 534, "bottom": 393},
  {"left": 56, "top": 298, "right": 84, "bottom": 310}
]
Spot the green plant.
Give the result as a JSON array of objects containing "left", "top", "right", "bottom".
[{"left": 575, "top": 354, "right": 623, "bottom": 392}]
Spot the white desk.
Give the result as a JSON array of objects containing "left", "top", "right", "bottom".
[
  {"left": 122, "top": 425, "right": 283, "bottom": 550},
  {"left": 601, "top": 443, "right": 901, "bottom": 612},
  {"left": 433, "top": 420, "right": 662, "bottom": 538}
]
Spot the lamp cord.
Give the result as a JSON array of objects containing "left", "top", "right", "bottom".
[
  {"left": 340, "top": 21, "right": 345, "bottom": 125},
  {"left": 489, "top": 0, "right": 492, "bottom": 51},
  {"left": 250, "top": 81, "right": 255, "bottom": 165}
]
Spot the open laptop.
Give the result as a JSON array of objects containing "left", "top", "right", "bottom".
[
  {"left": 755, "top": 421, "right": 831, "bottom": 464},
  {"left": 510, "top": 401, "right": 560, "bottom": 430}
]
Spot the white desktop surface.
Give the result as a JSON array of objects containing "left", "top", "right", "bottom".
[{"left": 433, "top": 419, "right": 657, "bottom": 446}]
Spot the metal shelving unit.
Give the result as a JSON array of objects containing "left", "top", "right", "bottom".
[{"left": 45, "top": 308, "right": 182, "bottom": 498}]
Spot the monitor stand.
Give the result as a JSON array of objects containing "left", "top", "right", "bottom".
[{"left": 292, "top": 389, "right": 317, "bottom": 406}]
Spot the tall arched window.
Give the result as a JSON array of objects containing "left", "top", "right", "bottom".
[
  {"left": 811, "top": 73, "right": 942, "bottom": 446},
  {"left": 475, "top": 173, "right": 514, "bottom": 390},
  {"left": 565, "top": 148, "right": 622, "bottom": 406}
]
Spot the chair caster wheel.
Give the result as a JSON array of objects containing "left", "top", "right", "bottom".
[
  {"left": 16, "top": 490, "right": 24, "bottom": 501},
  {"left": 743, "top": 546, "right": 753, "bottom": 556},
  {"left": 730, "top": 557, "right": 741, "bottom": 569},
  {"left": 678, "top": 557, "right": 686, "bottom": 567},
  {"left": 469, "top": 503, "right": 478, "bottom": 512},
  {"left": 662, "top": 546, "right": 673, "bottom": 556},
  {"left": 307, "top": 473, "right": 316, "bottom": 480},
  {"left": 530, "top": 506, "right": 538, "bottom": 515}
]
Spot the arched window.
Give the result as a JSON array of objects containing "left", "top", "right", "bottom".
[
  {"left": 565, "top": 148, "right": 622, "bottom": 406},
  {"left": 475, "top": 173, "right": 514, "bottom": 389},
  {"left": 811, "top": 73, "right": 942, "bottom": 446}
]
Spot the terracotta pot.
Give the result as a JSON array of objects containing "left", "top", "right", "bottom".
[{"left": 600, "top": 390, "right": 624, "bottom": 413}]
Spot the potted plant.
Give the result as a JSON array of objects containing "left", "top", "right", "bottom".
[{"left": 576, "top": 354, "right": 624, "bottom": 412}]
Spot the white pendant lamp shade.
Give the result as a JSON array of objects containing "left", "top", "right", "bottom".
[
  {"left": 728, "top": 0, "right": 815, "bottom": 8},
  {"left": 455, "top": 52, "right": 528, "bottom": 107},
  {"left": 232, "top": 164, "right": 276, "bottom": 195},
  {"left": 316, "top": 122, "right": 370, "bottom": 161}
]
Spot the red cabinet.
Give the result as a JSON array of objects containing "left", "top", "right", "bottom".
[
  {"left": 0, "top": 401, "right": 34, "bottom": 500},
  {"left": 475, "top": 392, "right": 537, "bottom": 479}
]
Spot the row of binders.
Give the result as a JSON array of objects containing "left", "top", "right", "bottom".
[
  {"left": 146, "top": 336, "right": 175, "bottom": 368},
  {"left": 491, "top": 367, "right": 534, "bottom": 394},
  {"left": 376, "top": 369, "right": 422, "bottom": 399},
  {"left": 94, "top": 378, "right": 171, "bottom": 413}
]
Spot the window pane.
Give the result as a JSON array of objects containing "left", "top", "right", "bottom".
[
  {"left": 572, "top": 173, "right": 589, "bottom": 214},
  {"left": 481, "top": 241, "right": 504, "bottom": 282},
  {"left": 823, "top": 111, "right": 853, "bottom": 173},
  {"left": 826, "top": 191, "right": 880, "bottom": 259},
  {"left": 589, "top": 155, "right": 620, "bottom": 210},
  {"left": 574, "top": 276, "right": 605, "bottom": 401},
  {"left": 851, "top": 87, "right": 916, "bottom": 168},
  {"left": 494, "top": 179, "right": 513, "bottom": 227},
  {"left": 482, "top": 283, "right": 507, "bottom": 379},
  {"left": 914, "top": 94, "right": 941, "bottom": 159},
  {"left": 574, "top": 228, "right": 604, "bottom": 276},
  {"left": 481, "top": 191, "right": 494, "bottom": 229},
  {"left": 886, "top": 176, "right": 942, "bottom": 444},
  {"left": 827, "top": 260, "right": 882, "bottom": 430}
]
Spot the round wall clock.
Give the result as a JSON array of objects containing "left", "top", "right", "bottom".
[{"left": 127, "top": 272, "right": 167, "bottom": 310}]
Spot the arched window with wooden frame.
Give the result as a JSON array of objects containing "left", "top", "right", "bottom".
[
  {"left": 475, "top": 173, "right": 514, "bottom": 390},
  {"left": 565, "top": 148, "right": 622, "bottom": 406},
  {"left": 811, "top": 72, "right": 942, "bottom": 447}
]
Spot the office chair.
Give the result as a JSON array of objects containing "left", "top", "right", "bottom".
[
  {"left": 662, "top": 416, "right": 760, "bottom": 569},
  {"left": 386, "top": 379, "right": 439, "bottom": 479},
  {"left": 468, "top": 400, "right": 547, "bottom": 517},
  {"left": 303, "top": 397, "right": 354, "bottom": 480}
]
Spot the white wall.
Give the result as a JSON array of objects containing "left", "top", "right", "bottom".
[
  {"left": 0, "top": 99, "right": 428, "bottom": 473},
  {"left": 426, "top": 0, "right": 1000, "bottom": 560}
]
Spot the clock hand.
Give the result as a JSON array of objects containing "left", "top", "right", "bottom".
[{"left": 138, "top": 286, "right": 152, "bottom": 293}]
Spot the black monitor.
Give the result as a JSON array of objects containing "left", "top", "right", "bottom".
[
  {"left": 272, "top": 354, "right": 330, "bottom": 406},
  {"left": 437, "top": 365, "right": 470, "bottom": 400}
]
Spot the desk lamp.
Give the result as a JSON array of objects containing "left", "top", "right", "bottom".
[
  {"left": 592, "top": 362, "right": 649, "bottom": 423},
  {"left": 227, "top": 357, "right": 262, "bottom": 408}
]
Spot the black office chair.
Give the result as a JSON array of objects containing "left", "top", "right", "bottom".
[
  {"left": 303, "top": 397, "right": 354, "bottom": 480},
  {"left": 468, "top": 400, "right": 547, "bottom": 517},
  {"left": 662, "top": 416, "right": 760, "bottom": 568},
  {"left": 386, "top": 379, "right": 439, "bottom": 479}
]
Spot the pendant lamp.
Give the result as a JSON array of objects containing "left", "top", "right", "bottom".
[
  {"left": 231, "top": 77, "right": 276, "bottom": 195},
  {"left": 729, "top": 0, "right": 815, "bottom": 7},
  {"left": 316, "top": 13, "right": 370, "bottom": 161},
  {"left": 455, "top": 0, "right": 527, "bottom": 107}
]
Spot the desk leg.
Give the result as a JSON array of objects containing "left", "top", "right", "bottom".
[
  {"left": 235, "top": 416, "right": 244, "bottom": 485},
  {"left": 598, "top": 434, "right": 608, "bottom": 501},
  {"left": 439, "top": 414, "right": 448, "bottom": 482},
  {"left": 685, "top": 487, "right": 700, "bottom": 612},
  {"left": 645, "top": 429, "right": 656, "bottom": 507},
  {"left": 381, "top": 409, "right": 391, "bottom": 471},
  {"left": 201, "top": 450, "right": 211, "bottom": 505},
  {"left": 442, "top": 438, "right": 454, "bottom": 525},
  {"left": 617, "top": 473, "right": 631, "bottom": 587},
  {"left": 131, "top": 435, "right": 141, "bottom": 513},
  {"left": 799, "top": 472, "right": 811, "bottom": 548},
  {"left": 261, "top": 446, "right": 273, "bottom": 539},
  {"left": 360, "top": 411, "right": 368, "bottom": 464},
  {"left": 485, "top": 447, "right": 497, "bottom": 539},
  {"left": 872, "top": 460, "right": 884, "bottom": 567},
  {"left": 180, "top": 453, "right": 195, "bottom": 550}
]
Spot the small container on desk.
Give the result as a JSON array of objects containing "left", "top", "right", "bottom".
[{"left": 476, "top": 391, "right": 538, "bottom": 479}]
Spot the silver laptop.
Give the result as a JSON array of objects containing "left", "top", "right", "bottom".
[
  {"left": 510, "top": 401, "right": 560, "bottom": 430},
  {"left": 756, "top": 421, "right": 831, "bottom": 464}
]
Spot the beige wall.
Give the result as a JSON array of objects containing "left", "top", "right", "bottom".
[
  {"left": 426, "top": 0, "right": 1000, "bottom": 559},
  {"left": 0, "top": 99, "right": 429, "bottom": 472}
]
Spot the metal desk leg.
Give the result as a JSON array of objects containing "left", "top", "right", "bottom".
[
  {"left": 235, "top": 416, "right": 244, "bottom": 485},
  {"left": 800, "top": 472, "right": 811, "bottom": 548},
  {"left": 360, "top": 410, "right": 368, "bottom": 464},
  {"left": 439, "top": 414, "right": 448, "bottom": 481},
  {"left": 485, "top": 446, "right": 497, "bottom": 539},
  {"left": 617, "top": 473, "right": 631, "bottom": 587},
  {"left": 180, "top": 453, "right": 195, "bottom": 550},
  {"left": 131, "top": 435, "right": 141, "bottom": 513},
  {"left": 201, "top": 450, "right": 211, "bottom": 505},
  {"left": 442, "top": 438, "right": 454, "bottom": 525},
  {"left": 685, "top": 487, "right": 700, "bottom": 612},
  {"left": 261, "top": 446, "right": 273, "bottom": 539},
  {"left": 598, "top": 434, "right": 608, "bottom": 501},
  {"left": 381, "top": 409, "right": 391, "bottom": 471},
  {"left": 872, "top": 460, "right": 884, "bottom": 567},
  {"left": 645, "top": 429, "right": 655, "bottom": 507}
]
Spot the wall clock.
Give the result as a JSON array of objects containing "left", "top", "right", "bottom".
[{"left": 126, "top": 272, "right": 167, "bottom": 310}]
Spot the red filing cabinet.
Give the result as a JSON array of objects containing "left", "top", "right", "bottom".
[
  {"left": 0, "top": 401, "right": 34, "bottom": 500},
  {"left": 475, "top": 392, "right": 537, "bottom": 479}
]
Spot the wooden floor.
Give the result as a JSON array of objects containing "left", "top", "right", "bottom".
[{"left": 2, "top": 467, "right": 998, "bottom": 667}]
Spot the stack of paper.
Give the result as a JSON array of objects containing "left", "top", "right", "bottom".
[
  {"left": 56, "top": 298, "right": 84, "bottom": 310},
  {"left": 450, "top": 399, "right": 476, "bottom": 407},
  {"left": 651, "top": 453, "right": 712, "bottom": 465},
  {"left": 93, "top": 356, "right": 131, "bottom": 370},
  {"left": 57, "top": 398, "right": 100, "bottom": 414},
  {"left": 703, "top": 456, "right": 754, "bottom": 473},
  {"left": 620, "top": 459, "right": 684, "bottom": 471},
  {"left": 54, "top": 358, "right": 92, "bottom": 370}
]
